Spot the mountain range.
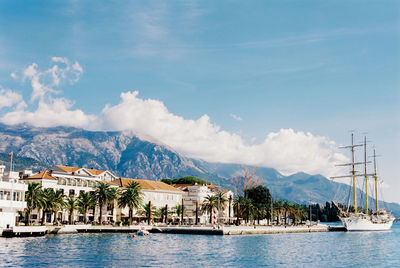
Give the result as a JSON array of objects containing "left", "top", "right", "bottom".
[{"left": 1, "top": 123, "right": 399, "bottom": 217}]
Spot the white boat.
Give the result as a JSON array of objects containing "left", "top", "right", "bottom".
[
  {"left": 136, "top": 227, "right": 149, "bottom": 236},
  {"left": 331, "top": 134, "right": 395, "bottom": 232},
  {"left": 340, "top": 212, "right": 394, "bottom": 231}
]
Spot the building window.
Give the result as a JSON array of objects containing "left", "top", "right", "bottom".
[{"left": 69, "top": 189, "right": 75, "bottom": 197}]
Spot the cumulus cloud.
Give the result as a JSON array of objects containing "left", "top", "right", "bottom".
[
  {"left": 1, "top": 97, "right": 98, "bottom": 128},
  {"left": 1, "top": 58, "right": 347, "bottom": 177},
  {"left": 0, "top": 87, "right": 25, "bottom": 109},
  {"left": 1, "top": 57, "right": 96, "bottom": 128},
  {"left": 102, "top": 91, "right": 347, "bottom": 177}
]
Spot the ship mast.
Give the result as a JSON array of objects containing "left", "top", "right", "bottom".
[
  {"left": 364, "top": 136, "right": 368, "bottom": 214},
  {"left": 372, "top": 149, "right": 379, "bottom": 212},
  {"left": 331, "top": 133, "right": 366, "bottom": 214},
  {"left": 351, "top": 134, "right": 357, "bottom": 214}
]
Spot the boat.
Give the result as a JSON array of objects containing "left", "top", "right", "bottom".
[
  {"left": 331, "top": 134, "right": 395, "bottom": 231},
  {"left": 136, "top": 227, "right": 149, "bottom": 236}
]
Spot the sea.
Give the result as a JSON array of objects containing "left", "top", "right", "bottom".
[{"left": 1, "top": 223, "right": 399, "bottom": 267}]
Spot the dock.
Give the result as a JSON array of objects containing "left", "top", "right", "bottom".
[
  {"left": 152, "top": 224, "right": 332, "bottom": 235},
  {"left": 1, "top": 224, "right": 345, "bottom": 237}
]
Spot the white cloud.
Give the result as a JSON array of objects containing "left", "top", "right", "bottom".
[
  {"left": 0, "top": 87, "right": 25, "bottom": 109},
  {"left": 1, "top": 57, "right": 95, "bottom": 128},
  {"left": 1, "top": 97, "right": 98, "bottom": 128},
  {"left": 18, "top": 57, "right": 84, "bottom": 102},
  {"left": 102, "top": 91, "right": 347, "bottom": 177},
  {"left": 230, "top": 113, "right": 242, "bottom": 121},
  {"left": 1, "top": 58, "right": 348, "bottom": 177}
]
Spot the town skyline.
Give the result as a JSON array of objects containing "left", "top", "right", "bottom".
[{"left": 0, "top": 1, "right": 399, "bottom": 203}]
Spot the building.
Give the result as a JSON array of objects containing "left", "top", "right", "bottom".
[
  {"left": 108, "top": 178, "right": 184, "bottom": 222},
  {"left": 22, "top": 165, "right": 119, "bottom": 224},
  {"left": 0, "top": 165, "right": 27, "bottom": 229},
  {"left": 173, "top": 183, "right": 234, "bottom": 224}
]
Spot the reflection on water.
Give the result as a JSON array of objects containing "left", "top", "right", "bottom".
[{"left": 1, "top": 224, "right": 399, "bottom": 267}]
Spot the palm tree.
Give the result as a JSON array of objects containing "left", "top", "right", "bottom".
[
  {"left": 118, "top": 182, "right": 143, "bottom": 224},
  {"left": 25, "top": 183, "right": 43, "bottom": 226},
  {"left": 201, "top": 195, "right": 217, "bottom": 223},
  {"left": 93, "top": 182, "right": 117, "bottom": 224},
  {"left": 78, "top": 191, "right": 95, "bottom": 224},
  {"left": 290, "top": 203, "right": 306, "bottom": 225},
  {"left": 65, "top": 196, "right": 78, "bottom": 225},
  {"left": 214, "top": 192, "right": 228, "bottom": 211},
  {"left": 159, "top": 206, "right": 173, "bottom": 223},
  {"left": 140, "top": 202, "right": 158, "bottom": 222},
  {"left": 274, "top": 200, "right": 284, "bottom": 225},
  {"left": 233, "top": 196, "right": 242, "bottom": 225},
  {"left": 40, "top": 188, "right": 65, "bottom": 225},
  {"left": 283, "top": 200, "right": 290, "bottom": 225},
  {"left": 52, "top": 189, "right": 65, "bottom": 223},
  {"left": 241, "top": 197, "right": 254, "bottom": 223},
  {"left": 40, "top": 188, "right": 58, "bottom": 225}
]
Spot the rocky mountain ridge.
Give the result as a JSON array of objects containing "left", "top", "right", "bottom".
[{"left": 1, "top": 123, "right": 399, "bottom": 216}]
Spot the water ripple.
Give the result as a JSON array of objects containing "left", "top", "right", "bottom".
[{"left": 1, "top": 224, "right": 399, "bottom": 267}]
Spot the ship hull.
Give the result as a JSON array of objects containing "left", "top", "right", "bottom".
[{"left": 341, "top": 216, "right": 394, "bottom": 231}]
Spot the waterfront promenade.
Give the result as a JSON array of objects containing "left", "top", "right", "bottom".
[{"left": 1, "top": 223, "right": 343, "bottom": 237}]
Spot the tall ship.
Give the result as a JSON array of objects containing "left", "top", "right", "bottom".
[{"left": 331, "top": 134, "right": 395, "bottom": 231}]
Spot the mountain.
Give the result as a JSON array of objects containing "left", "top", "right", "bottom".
[
  {"left": 0, "top": 123, "right": 205, "bottom": 179},
  {"left": 0, "top": 152, "right": 47, "bottom": 172},
  {"left": 1, "top": 123, "right": 399, "bottom": 217}
]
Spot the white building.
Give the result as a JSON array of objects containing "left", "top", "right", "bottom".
[
  {"left": 0, "top": 165, "right": 27, "bottom": 229},
  {"left": 22, "top": 165, "right": 119, "bottom": 224},
  {"left": 108, "top": 178, "right": 183, "bottom": 222},
  {"left": 173, "top": 183, "right": 234, "bottom": 224}
]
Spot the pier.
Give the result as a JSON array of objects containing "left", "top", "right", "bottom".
[{"left": 1, "top": 224, "right": 345, "bottom": 237}]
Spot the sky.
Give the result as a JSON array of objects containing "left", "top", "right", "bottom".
[{"left": 0, "top": 1, "right": 399, "bottom": 203}]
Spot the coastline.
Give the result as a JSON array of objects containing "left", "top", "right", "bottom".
[{"left": 1, "top": 223, "right": 345, "bottom": 237}]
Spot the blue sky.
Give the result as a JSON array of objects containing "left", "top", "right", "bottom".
[{"left": 0, "top": 1, "right": 399, "bottom": 202}]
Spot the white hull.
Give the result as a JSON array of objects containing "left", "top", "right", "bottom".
[{"left": 341, "top": 215, "right": 394, "bottom": 231}]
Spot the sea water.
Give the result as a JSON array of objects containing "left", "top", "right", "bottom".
[{"left": 1, "top": 223, "right": 399, "bottom": 267}]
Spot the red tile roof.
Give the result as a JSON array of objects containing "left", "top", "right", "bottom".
[
  {"left": 108, "top": 178, "right": 183, "bottom": 192},
  {"left": 24, "top": 170, "right": 57, "bottom": 180}
]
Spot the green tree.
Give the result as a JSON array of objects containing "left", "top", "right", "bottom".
[
  {"left": 201, "top": 194, "right": 218, "bottom": 223},
  {"left": 40, "top": 188, "right": 54, "bottom": 225},
  {"left": 25, "top": 182, "right": 43, "bottom": 226},
  {"left": 65, "top": 196, "right": 78, "bottom": 225},
  {"left": 283, "top": 200, "right": 291, "bottom": 225},
  {"left": 161, "top": 176, "right": 211, "bottom": 185},
  {"left": 241, "top": 197, "right": 254, "bottom": 223},
  {"left": 274, "top": 200, "right": 284, "bottom": 225},
  {"left": 215, "top": 192, "right": 228, "bottom": 211},
  {"left": 41, "top": 188, "right": 65, "bottom": 225},
  {"left": 118, "top": 182, "right": 143, "bottom": 224},
  {"left": 245, "top": 185, "right": 272, "bottom": 224},
  {"left": 78, "top": 191, "right": 95, "bottom": 224},
  {"left": 140, "top": 202, "right": 158, "bottom": 219},
  {"left": 52, "top": 189, "right": 65, "bottom": 223},
  {"left": 93, "top": 182, "right": 118, "bottom": 224}
]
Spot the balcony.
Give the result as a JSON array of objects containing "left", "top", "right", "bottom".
[
  {"left": 0, "top": 180, "right": 27, "bottom": 191},
  {"left": 0, "top": 199, "right": 27, "bottom": 210}
]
